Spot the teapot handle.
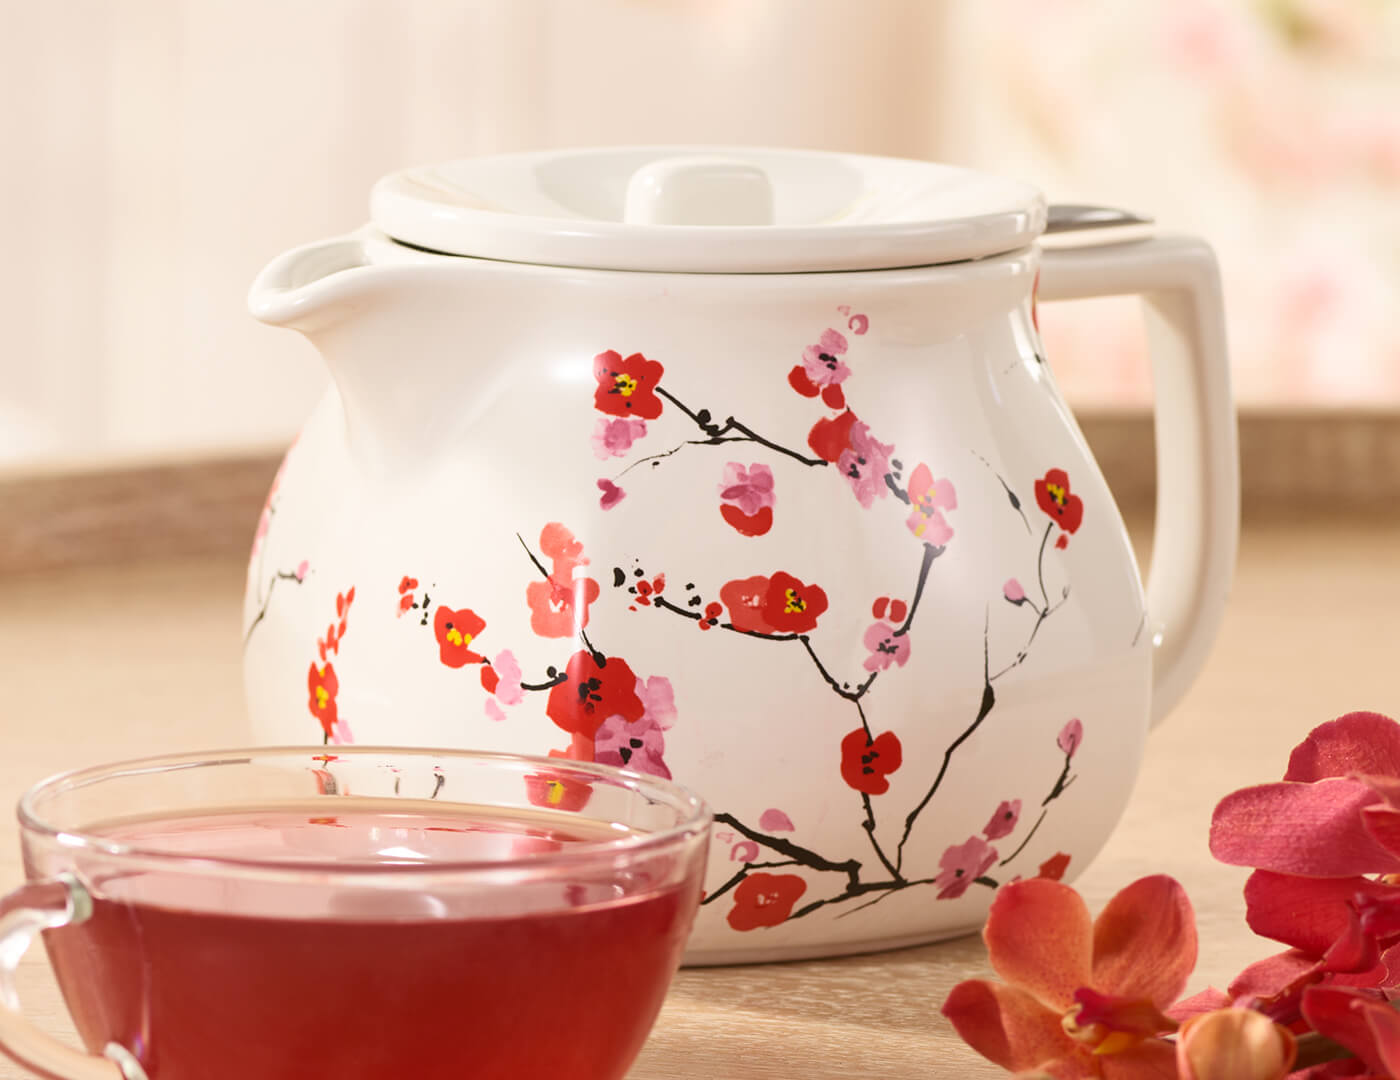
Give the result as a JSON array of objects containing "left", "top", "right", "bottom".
[{"left": 1038, "top": 234, "right": 1239, "bottom": 727}]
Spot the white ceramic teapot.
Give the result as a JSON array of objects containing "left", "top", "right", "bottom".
[{"left": 243, "top": 147, "right": 1237, "bottom": 964}]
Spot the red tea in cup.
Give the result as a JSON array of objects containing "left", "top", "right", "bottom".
[{"left": 3, "top": 751, "right": 709, "bottom": 1080}]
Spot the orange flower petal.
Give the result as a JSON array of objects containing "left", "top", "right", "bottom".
[
  {"left": 941, "top": 980, "right": 1079, "bottom": 1073},
  {"left": 1092, "top": 875, "right": 1197, "bottom": 1009},
  {"left": 984, "top": 879, "right": 1093, "bottom": 1012},
  {"left": 1099, "top": 1038, "right": 1180, "bottom": 1080}
]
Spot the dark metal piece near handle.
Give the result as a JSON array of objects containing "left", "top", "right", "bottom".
[{"left": 1044, "top": 204, "right": 1154, "bottom": 234}]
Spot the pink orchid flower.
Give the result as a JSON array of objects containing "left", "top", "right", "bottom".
[
  {"left": 1301, "top": 984, "right": 1400, "bottom": 1078},
  {"left": 1209, "top": 713, "right": 1400, "bottom": 1019},
  {"left": 942, "top": 875, "right": 1196, "bottom": 1077}
]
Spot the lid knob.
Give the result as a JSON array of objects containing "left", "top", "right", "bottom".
[{"left": 623, "top": 155, "right": 775, "bottom": 227}]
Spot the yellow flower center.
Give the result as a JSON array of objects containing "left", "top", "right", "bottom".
[
  {"left": 545, "top": 780, "right": 565, "bottom": 805},
  {"left": 315, "top": 686, "right": 330, "bottom": 710},
  {"left": 784, "top": 588, "right": 806, "bottom": 614},
  {"left": 1046, "top": 481, "right": 1067, "bottom": 507},
  {"left": 446, "top": 627, "right": 470, "bottom": 648},
  {"left": 614, "top": 373, "right": 638, "bottom": 397}
]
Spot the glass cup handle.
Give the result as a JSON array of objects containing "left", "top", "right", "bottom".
[{"left": 0, "top": 875, "right": 146, "bottom": 1080}]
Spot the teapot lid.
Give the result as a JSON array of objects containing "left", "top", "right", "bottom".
[{"left": 370, "top": 146, "right": 1045, "bottom": 273}]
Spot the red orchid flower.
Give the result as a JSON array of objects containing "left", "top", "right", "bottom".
[{"left": 942, "top": 875, "right": 1196, "bottom": 1077}]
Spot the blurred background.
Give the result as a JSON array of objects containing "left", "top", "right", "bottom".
[{"left": 1, "top": 0, "right": 1398, "bottom": 467}]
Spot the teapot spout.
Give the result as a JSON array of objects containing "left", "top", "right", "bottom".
[{"left": 248, "top": 233, "right": 380, "bottom": 333}]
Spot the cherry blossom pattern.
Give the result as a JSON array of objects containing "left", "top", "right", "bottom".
[
  {"left": 523, "top": 523, "right": 602, "bottom": 639},
  {"left": 906, "top": 464, "right": 957, "bottom": 544},
  {"left": 838, "top": 421, "right": 895, "bottom": 509},
  {"left": 788, "top": 328, "right": 852, "bottom": 410},
  {"left": 591, "top": 416, "right": 648, "bottom": 460},
  {"left": 840, "top": 729, "right": 904, "bottom": 795},
  {"left": 759, "top": 809, "right": 795, "bottom": 832},
  {"left": 481, "top": 650, "right": 524, "bottom": 722},
  {"left": 524, "top": 769, "right": 593, "bottom": 812},
  {"left": 433, "top": 606, "right": 487, "bottom": 668},
  {"left": 807, "top": 409, "right": 859, "bottom": 463},
  {"left": 936, "top": 836, "right": 999, "bottom": 899},
  {"left": 726, "top": 873, "right": 809, "bottom": 931},
  {"left": 317, "top": 587, "right": 355, "bottom": 664},
  {"left": 1038, "top": 853, "right": 1072, "bottom": 881},
  {"left": 1035, "top": 467, "right": 1085, "bottom": 538},
  {"left": 545, "top": 650, "right": 645, "bottom": 741},
  {"left": 396, "top": 575, "right": 419, "bottom": 618},
  {"left": 718, "top": 462, "right": 776, "bottom": 537},
  {"left": 597, "top": 478, "right": 626, "bottom": 510},
  {"left": 862, "top": 621, "right": 911, "bottom": 672},
  {"left": 984, "top": 800, "right": 1022, "bottom": 841},
  {"left": 593, "top": 350, "right": 665, "bottom": 419},
  {"left": 718, "top": 571, "right": 830, "bottom": 635},
  {"left": 306, "top": 662, "right": 340, "bottom": 741},
  {"left": 592, "top": 675, "right": 676, "bottom": 779},
  {"left": 244, "top": 560, "right": 310, "bottom": 646}
]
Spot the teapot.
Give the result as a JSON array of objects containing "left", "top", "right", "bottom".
[{"left": 243, "top": 147, "right": 1237, "bottom": 964}]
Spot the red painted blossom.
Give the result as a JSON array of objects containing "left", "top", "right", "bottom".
[
  {"left": 592, "top": 350, "right": 664, "bottom": 419},
  {"left": 433, "top": 606, "right": 486, "bottom": 668},
  {"left": 807, "top": 409, "right": 859, "bottom": 463},
  {"left": 1035, "top": 468, "right": 1084, "bottom": 533},
  {"left": 726, "top": 872, "right": 808, "bottom": 931},
  {"left": 840, "top": 729, "right": 904, "bottom": 795},
  {"left": 524, "top": 770, "right": 593, "bottom": 812},
  {"left": 719, "top": 572, "right": 828, "bottom": 635},
  {"left": 306, "top": 662, "right": 340, "bottom": 739},
  {"left": 545, "top": 650, "right": 645, "bottom": 740},
  {"left": 1038, "top": 852, "right": 1072, "bottom": 881},
  {"left": 762, "top": 572, "right": 828, "bottom": 633},
  {"left": 526, "top": 524, "right": 602, "bottom": 638}
]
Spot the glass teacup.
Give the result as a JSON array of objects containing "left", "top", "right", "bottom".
[{"left": 0, "top": 747, "right": 710, "bottom": 1080}]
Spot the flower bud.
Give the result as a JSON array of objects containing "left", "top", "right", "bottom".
[{"left": 1177, "top": 1007, "right": 1297, "bottom": 1080}]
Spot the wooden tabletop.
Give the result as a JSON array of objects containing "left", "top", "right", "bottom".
[{"left": 1, "top": 515, "right": 1397, "bottom": 1078}]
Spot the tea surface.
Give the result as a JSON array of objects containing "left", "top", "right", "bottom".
[{"left": 44, "top": 804, "right": 698, "bottom": 1079}]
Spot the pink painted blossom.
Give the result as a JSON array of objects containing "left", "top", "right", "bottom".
[
  {"left": 760, "top": 809, "right": 795, "bottom": 832},
  {"left": 801, "top": 328, "right": 851, "bottom": 388},
  {"left": 593, "top": 711, "right": 670, "bottom": 779},
  {"left": 905, "top": 465, "right": 957, "bottom": 544},
  {"left": 635, "top": 675, "right": 676, "bottom": 730},
  {"left": 1003, "top": 578, "right": 1025, "bottom": 603},
  {"left": 597, "top": 478, "right": 626, "bottom": 509},
  {"left": 590, "top": 416, "right": 647, "bottom": 460},
  {"left": 731, "top": 840, "right": 760, "bottom": 863},
  {"left": 718, "top": 462, "right": 776, "bottom": 517},
  {"left": 837, "top": 421, "right": 895, "bottom": 509},
  {"left": 484, "top": 700, "right": 507, "bottom": 723},
  {"left": 295, "top": 560, "right": 309, "bottom": 582},
  {"left": 983, "top": 799, "right": 1022, "bottom": 841},
  {"left": 329, "top": 717, "right": 354, "bottom": 746},
  {"left": 1058, "top": 718, "right": 1084, "bottom": 759},
  {"left": 862, "top": 621, "right": 912, "bottom": 672},
  {"left": 935, "top": 835, "right": 998, "bottom": 899},
  {"left": 491, "top": 650, "right": 524, "bottom": 707},
  {"left": 848, "top": 313, "right": 869, "bottom": 335}
]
